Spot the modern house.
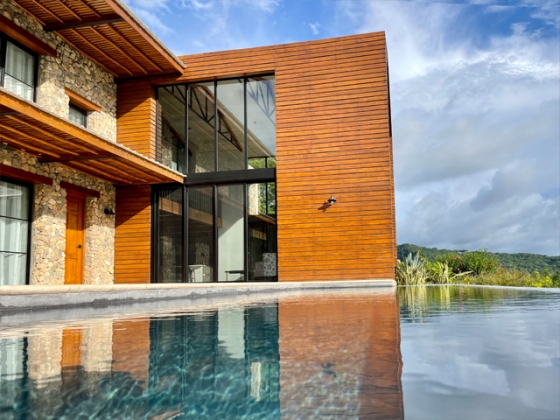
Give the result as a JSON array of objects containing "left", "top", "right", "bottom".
[{"left": 0, "top": 0, "right": 396, "bottom": 286}]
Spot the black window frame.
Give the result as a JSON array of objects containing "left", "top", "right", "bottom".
[
  {"left": 0, "top": 176, "right": 34, "bottom": 286},
  {"left": 0, "top": 32, "right": 39, "bottom": 102},
  {"left": 155, "top": 74, "right": 276, "bottom": 176},
  {"left": 68, "top": 102, "right": 88, "bottom": 128}
]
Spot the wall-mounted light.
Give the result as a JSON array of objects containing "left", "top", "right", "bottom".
[
  {"left": 327, "top": 196, "right": 337, "bottom": 206},
  {"left": 104, "top": 208, "right": 115, "bottom": 216}
]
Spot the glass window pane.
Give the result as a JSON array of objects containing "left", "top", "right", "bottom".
[
  {"left": 68, "top": 104, "right": 86, "bottom": 127},
  {"left": 188, "top": 83, "right": 215, "bottom": 173},
  {"left": 248, "top": 182, "right": 277, "bottom": 281},
  {"left": 0, "top": 219, "right": 29, "bottom": 253},
  {"left": 5, "top": 42, "right": 35, "bottom": 101},
  {"left": 0, "top": 180, "right": 30, "bottom": 285},
  {"left": 6, "top": 42, "right": 35, "bottom": 86},
  {"left": 247, "top": 76, "right": 275, "bottom": 169},
  {"left": 0, "top": 252, "right": 27, "bottom": 285},
  {"left": 188, "top": 187, "right": 214, "bottom": 282},
  {"left": 217, "top": 79, "right": 245, "bottom": 172},
  {"left": 158, "top": 85, "right": 186, "bottom": 173},
  {"left": 0, "top": 181, "right": 29, "bottom": 219},
  {"left": 218, "top": 185, "right": 244, "bottom": 281},
  {"left": 156, "top": 187, "right": 183, "bottom": 283}
]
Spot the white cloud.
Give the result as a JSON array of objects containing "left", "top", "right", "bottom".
[
  {"left": 309, "top": 22, "right": 321, "bottom": 35},
  {"left": 336, "top": 1, "right": 560, "bottom": 254}
]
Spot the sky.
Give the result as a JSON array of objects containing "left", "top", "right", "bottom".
[{"left": 122, "top": 0, "right": 560, "bottom": 256}]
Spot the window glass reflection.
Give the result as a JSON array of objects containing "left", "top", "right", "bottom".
[
  {"left": 188, "top": 83, "right": 216, "bottom": 173},
  {"left": 217, "top": 80, "right": 245, "bottom": 172},
  {"left": 248, "top": 182, "right": 277, "bottom": 281},
  {"left": 247, "top": 76, "right": 276, "bottom": 168},
  {"left": 158, "top": 85, "right": 186, "bottom": 173},
  {"left": 188, "top": 186, "right": 214, "bottom": 282},
  {"left": 156, "top": 187, "right": 183, "bottom": 283}
]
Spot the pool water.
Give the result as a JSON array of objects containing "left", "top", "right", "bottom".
[{"left": 0, "top": 286, "right": 558, "bottom": 419}]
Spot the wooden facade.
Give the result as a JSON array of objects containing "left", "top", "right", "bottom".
[
  {"left": 116, "top": 32, "right": 396, "bottom": 282},
  {"left": 114, "top": 185, "right": 152, "bottom": 283}
]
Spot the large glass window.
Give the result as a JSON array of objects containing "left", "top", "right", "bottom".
[
  {"left": 247, "top": 76, "right": 276, "bottom": 169},
  {"left": 187, "top": 186, "right": 214, "bottom": 282},
  {"left": 0, "top": 179, "right": 31, "bottom": 285},
  {"left": 188, "top": 82, "right": 215, "bottom": 173},
  {"left": 153, "top": 181, "right": 276, "bottom": 283},
  {"left": 157, "top": 76, "right": 275, "bottom": 174},
  {"left": 0, "top": 35, "right": 36, "bottom": 102},
  {"left": 248, "top": 183, "right": 277, "bottom": 281},
  {"left": 217, "top": 185, "right": 244, "bottom": 281},
  {"left": 155, "top": 186, "right": 183, "bottom": 283},
  {"left": 158, "top": 85, "right": 187, "bottom": 173}
]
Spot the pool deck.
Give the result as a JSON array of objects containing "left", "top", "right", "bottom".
[{"left": 0, "top": 280, "right": 396, "bottom": 312}]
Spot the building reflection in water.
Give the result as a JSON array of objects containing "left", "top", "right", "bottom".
[{"left": 0, "top": 291, "right": 403, "bottom": 419}]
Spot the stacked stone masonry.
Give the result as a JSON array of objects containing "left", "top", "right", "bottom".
[
  {"left": 1, "top": 148, "right": 116, "bottom": 285},
  {"left": 0, "top": 0, "right": 117, "bottom": 141}
]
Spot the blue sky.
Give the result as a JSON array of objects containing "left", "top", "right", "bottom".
[{"left": 123, "top": 0, "right": 560, "bottom": 256}]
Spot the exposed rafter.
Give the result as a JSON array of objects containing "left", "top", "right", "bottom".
[{"left": 45, "top": 14, "right": 124, "bottom": 31}]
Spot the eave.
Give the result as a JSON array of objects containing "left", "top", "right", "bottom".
[
  {"left": 10, "top": 0, "right": 186, "bottom": 78},
  {"left": 0, "top": 88, "right": 183, "bottom": 185}
]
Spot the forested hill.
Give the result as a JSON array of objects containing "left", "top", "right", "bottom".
[{"left": 397, "top": 244, "right": 560, "bottom": 274}]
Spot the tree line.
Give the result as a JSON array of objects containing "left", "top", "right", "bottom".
[{"left": 397, "top": 244, "right": 560, "bottom": 275}]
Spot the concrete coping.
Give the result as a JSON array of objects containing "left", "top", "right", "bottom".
[
  {"left": 0, "top": 280, "right": 396, "bottom": 312},
  {"left": 0, "top": 280, "right": 396, "bottom": 295}
]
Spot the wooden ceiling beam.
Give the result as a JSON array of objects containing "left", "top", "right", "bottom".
[
  {"left": 57, "top": 35, "right": 119, "bottom": 77},
  {"left": 105, "top": 0, "right": 185, "bottom": 73},
  {"left": 44, "top": 14, "right": 124, "bottom": 32},
  {"left": 66, "top": 160, "right": 133, "bottom": 184},
  {"left": 105, "top": 24, "right": 164, "bottom": 72},
  {"left": 0, "top": 89, "right": 183, "bottom": 183},
  {"left": 72, "top": 0, "right": 101, "bottom": 17},
  {"left": 25, "top": 0, "right": 64, "bottom": 23},
  {"left": 110, "top": 157, "right": 161, "bottom": 182},
  {"left": 87, "top": 26, "right": 148, "bottom": 75},
  {"left": 6, "top": 115, "right": 95, "bottom": 154},
  {"left": 0, "top": 133, "right": 61, "bottom": 158},
  {"left": 39, "top": 152, "right": 114, "bottom": 163},
  {"left": 0, "top": 122, "right": 71, "bottom": 155},
  {"left": 51, "top": 0, "right": 81, "bottom": 21},
  {"left": 94, "top": 160, "right": 148, "bottom": 183},
  {"left": 68, "top": 28, "right": 134, "bottom": 76}
]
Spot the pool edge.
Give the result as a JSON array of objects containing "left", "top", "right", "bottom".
[{"left": 0, "top": 280, "right": 396, "bottom": 312}]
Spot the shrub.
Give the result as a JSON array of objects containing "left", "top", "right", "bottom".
[
  {"left": 396, "top": 252, "right": 428, "bottom": 285},
  {"left": 437, "top": 249, "right": 498, "bottom": 275},
  {"left": 452, "top": 268, "right": 557, "bottom": 288},
  {"left": 426, "top": 261, "right": 472, "bottom": 284}
]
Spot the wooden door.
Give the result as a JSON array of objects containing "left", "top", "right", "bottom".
[{"left": 65, "top": 193, "right": 85, "bottom": 284}]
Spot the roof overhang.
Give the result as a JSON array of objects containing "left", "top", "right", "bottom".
[
  {"left": 0, "top": 88, "right": 183, "bottom": 185},
  {"left": 10, "top": 0, "right": 186, "bottom": 78}
]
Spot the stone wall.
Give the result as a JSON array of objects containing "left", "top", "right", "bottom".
[
  {"left": 0, "top": 0, "right": 117, "bottom": 141},
  {"left": 1, "top": 147, "right": 115, "bottom": 285}
]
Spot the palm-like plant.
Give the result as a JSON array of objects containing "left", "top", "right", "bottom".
[{"left": 396, "top": 252, "right": 428, "bottom": 285}]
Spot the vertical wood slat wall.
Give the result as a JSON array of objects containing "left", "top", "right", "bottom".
[
  {"left": 116, "top": 31, "right": 395, "bottom": 282},
  {"left": 114, "top": 185, "right": 152, "bottom": 283}
]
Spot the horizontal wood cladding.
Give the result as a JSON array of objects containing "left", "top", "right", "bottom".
[
  {"left": 114, "top": 185, "right": 151, "bottom": 283},
  {"left": 126, "top": 31, "right": 395, "bottom": 282},
  {"left": 117, "top": 80, "right": 156, "bottom": 159},
  {"left": 273, "top": 32, "right": 394, "bottom": 281}
]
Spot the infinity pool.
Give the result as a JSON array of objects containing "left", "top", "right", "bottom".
[{"left": 0, "top": 286, "right": 558, "bottom": 419}]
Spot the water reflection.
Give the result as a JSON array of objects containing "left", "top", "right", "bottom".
[
  {"left": 399, "top": 286, "right": 560, "bottom": 420},
  {"left": 0, "top": 291, "right": 403, "bottom": 419}
]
